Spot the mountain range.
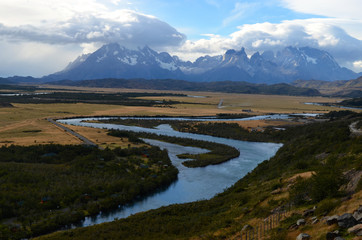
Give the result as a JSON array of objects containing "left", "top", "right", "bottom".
[{"left": 43, "top": 43, "right": 361, "bottom": 83}]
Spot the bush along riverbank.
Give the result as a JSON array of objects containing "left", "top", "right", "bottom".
[
  {"left": 107, "top": 130, "right": 240, "bottom": 168},
  {"left": 36, "top": 111, "right": 362, "bottom": 240},
  {"left": 0, "top": 144, "right": 178, "bottom": 239}
]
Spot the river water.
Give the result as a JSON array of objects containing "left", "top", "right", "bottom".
[{"left": 58, "top": 117, "right": 283, "bottom": 228}]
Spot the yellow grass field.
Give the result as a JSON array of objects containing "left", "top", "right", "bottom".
[{"left": 0, "top": 88, "right": 358, "bottom": 146}]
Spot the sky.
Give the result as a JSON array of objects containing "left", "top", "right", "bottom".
[{"left": 1, "top": 0, "right": 362, "bottom": 77}]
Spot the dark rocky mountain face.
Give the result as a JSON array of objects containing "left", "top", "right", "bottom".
[
  {"left": 46, "top": 43, "right": 185, "bottom": 81},
  {"left": 43, "top": 43, "right": 360, "bottom": 83}
]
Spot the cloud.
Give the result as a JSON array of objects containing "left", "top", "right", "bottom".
[
  {"left": 222, "top": 2, "right": 259, "bottom": 27},
  {"left": 0, "top": 41, "right": 81, "bottom": 77},
  {"left": 204, "top": 0, "right": 220, "bottom": 8},
  {"left": 0, "top": 10, "right": 186, "bottom": 48},
  {"left": 279, "top": 0, "right": 362, "bottom": 40},
  {"left": 353, "top": 61, "right": 362, "bottom": 71},
  {"left": 172, "top": 19, "right": 362, "bottom": 72},
  {"left": 280, "top": 0, "right": 362, "bottom": 20},
  {"left": 0, "top": 1, "right": 186, "bottom": 76}
]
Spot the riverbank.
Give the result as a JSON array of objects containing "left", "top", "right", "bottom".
[
  {"left": 36, "top": 111, "right": 362, "bottom": 240},
  {"left": 0, "top": 144, "right": 178, "bottom": 239}
]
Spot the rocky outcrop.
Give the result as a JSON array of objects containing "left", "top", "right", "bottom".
[
  {"left": 337, "top": 213, "right": 358, "bottom": 228},
  {"left": 296, "top": 233, "right": 310, "bottom": 240},
  {"left": 353, "top": 205, "right": 362, "bottom": 222},
  {"left": 348, "top": 224, "right": 362, "bottom": 236},
  {"left": 326, "top": 230, "right": 340, "bottom": 240},
  {"left": 297, "top": 219, "right": 306, "bottom": 226},
  {"left": 303, "top": 208, "right": 315, "bottom": 217},
  {"left": 326, "top": 215, "right": 339, "bottom": 225}
]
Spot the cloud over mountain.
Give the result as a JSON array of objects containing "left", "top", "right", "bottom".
[
  {"left": 0, "top": 10, "right": 185, "bottom": 48},
  {"left": 173, "top": 19, "right": 362, "bottom": 71},
  {"left": 1, "top": 0, "right": 362, "bottom": 77},
  {"left": 0, "top": 1, "right": 186, "bottom": 76}
]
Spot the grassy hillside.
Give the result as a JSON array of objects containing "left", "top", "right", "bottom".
[{"left": 36, "top": 111, "right": 362, "bottom": 240}]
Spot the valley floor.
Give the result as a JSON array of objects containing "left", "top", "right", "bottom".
[{"left": 0, "top": 87, "right": 361, "bottom": 239}]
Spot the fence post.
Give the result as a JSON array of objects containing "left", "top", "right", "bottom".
[
  {"left": 273, "top": 214, "right": 276, "bottom": 227},
  {"left": 270, "top": 216, "right": 272, "bottom": 230}
]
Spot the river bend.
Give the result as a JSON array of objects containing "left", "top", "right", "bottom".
[{"left": 58, "top": 117, "right": 282, "bottom": 227}]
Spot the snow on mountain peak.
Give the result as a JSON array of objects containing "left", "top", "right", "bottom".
[{"left": 48, "top": 43, "right": 358, "bottom": 82}]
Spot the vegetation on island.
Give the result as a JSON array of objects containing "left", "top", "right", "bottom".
[
  {"left": 36, "top": 111, "right": 362, "bottom": 240},
  {"left": 95, "top": 113, "right": 254, "bottom": 130},
  {"left": 0, "top": 144, "right": 178, "bottom": 239},
  {"left": 107, "top": 130, "right": 240, "bottom": 168}
]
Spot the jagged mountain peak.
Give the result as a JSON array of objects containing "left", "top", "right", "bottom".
[{"left": 43, "top": 44, "right": 360, "bottom": 83}]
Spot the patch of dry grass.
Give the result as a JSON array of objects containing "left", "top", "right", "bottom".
[
  {"left": 333, "top": 190, "right": 362, "bottom": 215},
  {"left": 0, "top": 90, "right": 358, "bottom": 146},
  {"left": 65, "top": 125, "right": 145, "bottom": 149}
]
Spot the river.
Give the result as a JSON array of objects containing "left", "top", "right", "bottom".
[{"left": 58, "top": 117, "right": 283, "bottom": 228}]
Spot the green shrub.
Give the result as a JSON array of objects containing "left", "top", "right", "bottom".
[{"left": 315, "top": 198, "right": 340, "bottom": 216}]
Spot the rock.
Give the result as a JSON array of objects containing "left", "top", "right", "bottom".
[
  {"left": 353, "top": 206, "right": 362, "bottom": 222},
  {"left": 297, "top": 219, "right": 306, "bottom": 226},
  {"left": 296, "top": 233, "right": 311, "bottom": 240},
  {"left": 271, "top": 188, "right": 282, "bottom": 195},
  {"left": 288, "top": 223, "right": 298, "bottom": 230},
  {"left": 337, "top": 213, "right": 358, "bottom": 228},
  {"left": 303, "top": 208, "right": 315, "bottom": 217},
  {"left": 341, "top": 169, "right": 362, "bottom": 193},
  {"left": 334, "top": 237, "right": 345, "bottom": 240},
  {"left": 340, "top": 195, "right": 352, "bottom": 202},
  {"left": 311, "top": 218, "right": 319, "bottom": 224},
  {"left": 326, "top": 215, "right": 339, "bottom": 225},
  {"left": 241, "top": 224, "right": 253, "bottom": 231},
  {"left": 326, "top": 230, "right": 339, "bottom": 240},
  {"left": 348, "top": 223, "right": 362, "bottom": 236}
]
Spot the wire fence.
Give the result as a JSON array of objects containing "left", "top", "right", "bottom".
[{"left": 240, "top": 204, "right": 293, "bottom": 240}]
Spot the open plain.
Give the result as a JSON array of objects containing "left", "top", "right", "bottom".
[{"left": 0, "top": 86, "right": 351, "bottom": 146}]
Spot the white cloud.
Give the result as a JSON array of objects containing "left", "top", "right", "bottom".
[
  {"left": 0, "top": 9, "right": 185, "bottom": 48},
  {"left": 280, "top": 0, "right": 362, "bottom": 20},
  {"left": 204, "top": 0, "right": 220, "bottom": 8},
  {"left": 353, "top": 61, "right": 362, "bottom": 71},
  {"left": 280, "top": 0, "right": 362, "bottom": 40},
  {"left": 172, "top": 19, "right": 362, "bottom": 72},
  {"left": 0, "top": 0, "right": 108, "bottom": 26},
  {"left": 223, "top": 2, "right": 259, "bottom": 27},
  {"left": 0, "top": 41, "right": 81, "bottom": 77},
  {"left": 0, "top": 0, "right": 186, "bottom": 76}
]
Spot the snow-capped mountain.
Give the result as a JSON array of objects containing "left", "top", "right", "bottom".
[
  {"left": 46, "top": 43, "right": 185, "bottom": 81},
  {"left": 44, "top": 43, "right": 360, "bottom": 83},
  {"left": 192, "top": 46, "right": 358, "bottom": 83}
]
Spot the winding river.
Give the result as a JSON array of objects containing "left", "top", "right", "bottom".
[{"left": 58, "top": 117, "right": 284, "bottom": 228}]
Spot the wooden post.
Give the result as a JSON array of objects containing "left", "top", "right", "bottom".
[
  {"left": 265, "top": 219, "right": 267, "bottom": 233},
  {"left": 270, "top": 216, "right": 272, "bottom": 230}
]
